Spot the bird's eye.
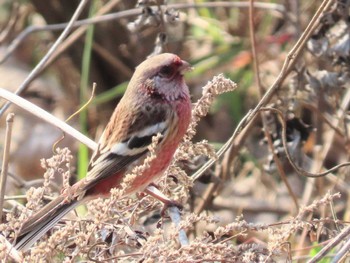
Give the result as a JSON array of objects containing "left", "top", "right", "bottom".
[{"left": 159, "top": 65, "right": 176, "bottom": 78}]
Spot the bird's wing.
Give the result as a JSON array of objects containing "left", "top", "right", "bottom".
[{"left": 83, "top": 100, "right": 171, "bottom": 190}]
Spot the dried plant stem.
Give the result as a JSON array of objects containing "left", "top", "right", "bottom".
[
  {"left": 93, "top": 43, "right": 133, "bottom": 77},
  {"left": 0, "top": 113, "right": 14, "bottom": 222},
  {"left": 297, "top": 86, "right": 350, "bottom": 256},
  {"left": 34, "top": 0, "right": 129, "bottom": 90},
  {"left": 0, "top": 1, "right": 286, "bottom": 65},
  {"left": 302, "top": 88, "right": 350, "bottom": 200},
  {"left": 249, "top": 0, "right": 264, "bottom": 95},
  {"left": 0, "top": 88, "right": 97, "bottom": 150},
  {"left": 249, "top": 0, "right": 299, "bottom": 211},
  {"left": 331, "top": 234, "right": 350, "bottom": 263},
  {"left": 192, "top": 0, "right": 334, "bottom": 181},
  {"left": 213, "top": 196, "right": 292, "bottom": 214},
  {"left": 260, "top": 107, "right": 350, "bottom": 177},
  {"left": 302, "top": 103, "right": 344, "bottom": 137},
  {"left": 307, "top": 225, "right": 350, "bottom": 263},
  {"left": 0, "top": 0, "right": 128, "bottom": 65},
  {"left": 0, "top": 0, "right": 89, "bottom": 118},
  {"left": 194, "top": 169, "right": 220, "bottom": 215},
  {"left": 294, "top": 213, "right": 313, "bottom": 259},
  {"left": 27, "top": 1, "right": 283, "bottom": 93},
  {"left": 0, "top": 3, "right": 19, "bottom": 44}
]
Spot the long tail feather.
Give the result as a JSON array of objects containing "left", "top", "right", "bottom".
[{"left": 15, "top": 196, "right": 79, "bottom": 251}]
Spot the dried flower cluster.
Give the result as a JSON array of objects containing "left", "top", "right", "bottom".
[
  {"left": 41, "top": 147, "right": 73, "bottom": 194},
  {"left": 185, "top": 74, "right": 238, "bottom": 141}
]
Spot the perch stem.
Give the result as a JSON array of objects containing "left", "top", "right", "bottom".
[{"left": 0, "top": 113, "right": 15, "bottom": 222}]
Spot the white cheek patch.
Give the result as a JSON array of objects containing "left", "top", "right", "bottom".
[{"left": 110, "top": 121, "right": 168, "bottom": 156}]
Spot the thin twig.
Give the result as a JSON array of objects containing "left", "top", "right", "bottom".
[
  {"left": 331, "top": 235, "right": 350, "bottom": 263},
  {"left": 193, "top": 166, "right": 221, "bottom": 215},
  {"left": 0, "top": 0, "right": 89, "bottom": 118},
  {"left": 0, "top": 88, "right": 96, "bottom": 150},
  {"left": 307, "top": 225, "right": 350, "bottom": 263},
  {"left": 93, "top": 43, "right": 134, "bottom": 77},
  {"left": 0, "top": 113, "right": 14, "bottom": 223},
  {"left": 0, "top": 3, "right": 20, "bottom": 44}
]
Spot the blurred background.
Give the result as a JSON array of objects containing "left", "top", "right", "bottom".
[{"left": 1, "top": 0, "right": 350, "bottom": 261}]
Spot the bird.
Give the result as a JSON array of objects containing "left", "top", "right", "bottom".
[{"left": 14, "top": 53, "right": 192, "bottom": 251}]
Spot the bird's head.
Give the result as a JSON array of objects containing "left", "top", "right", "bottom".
[{"left": 129, "top": 53, "right": 192, "bottom": 101}]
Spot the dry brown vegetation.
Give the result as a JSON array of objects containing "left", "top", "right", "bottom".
[{"left": 0, "top": 0, "right": 350, "bottom": 262}]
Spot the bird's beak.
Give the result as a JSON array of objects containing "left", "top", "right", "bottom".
[{"left": 179, "top": 60, "right": 193, "bottom": 75}]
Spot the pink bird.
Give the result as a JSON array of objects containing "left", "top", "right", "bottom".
[{"left": 15, "top": 53, "right": 192, "bottom": 251}]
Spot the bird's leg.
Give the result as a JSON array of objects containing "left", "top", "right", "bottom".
[{"left": 144, "top": 184, "right": 183, "bottom": 216}]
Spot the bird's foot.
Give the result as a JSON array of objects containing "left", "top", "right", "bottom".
[{"left": 144, "top": 184, "right": 183, "bottom": 216}]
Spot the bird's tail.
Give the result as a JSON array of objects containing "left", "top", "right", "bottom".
[{"left": 14, "top": 195, "right": 79, "bottom": 251}]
